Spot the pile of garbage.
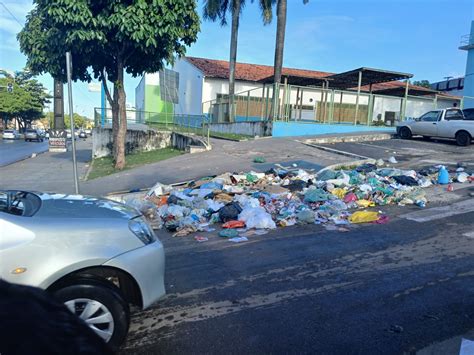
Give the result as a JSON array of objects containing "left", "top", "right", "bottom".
[{"left": 128, "top": 162, "right": 473, "bottom": 237}]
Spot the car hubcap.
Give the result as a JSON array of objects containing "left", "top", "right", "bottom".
[{"left": 65, "top": 298, "right": 114, "bottom": 342}]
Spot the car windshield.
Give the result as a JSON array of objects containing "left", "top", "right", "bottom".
[
  {"left": 26, "top": 129, "right": 36, "bottom": 133},
  {"left": 0, "top": 191, "right": 42, "bottom": 217},
  {"left": 4, "top": 130, "right": 13, "bottom": 133},
  {"left": 418, "top": 111, "right": 440, "bottom": 122}
]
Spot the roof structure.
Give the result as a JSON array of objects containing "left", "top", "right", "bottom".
[
  {"left": 185, "top": 57, "right": 331, "bottom": 83},
  {"left": 324, "top": 67, "right": 413, "bottom": 90}
]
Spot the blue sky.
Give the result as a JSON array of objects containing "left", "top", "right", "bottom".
[{"left": 1, "top": 0, "right": 473, "bottom": 118}]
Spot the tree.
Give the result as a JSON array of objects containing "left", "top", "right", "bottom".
[
  {"left": 412, "top": 80, "right": 431, "bottom": 89},
  {"left": 273, "top": 0, "right": 308, "bottom": 93},
  {"left": 19, "top": 0, "right": 199, "bottom": 169},
  {"left": 203, "top": 0, "right": 272, "bottom": 122},
  {"left": 0, "top": 73, "right": 50, "bottom": 129}
]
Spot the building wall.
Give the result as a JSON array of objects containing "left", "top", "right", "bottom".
[
  {"left": 138, "top": 73, "right": 174, "bottom": 122},
  {"left": 463, "top": 21, "right": 474, "bottom": 108},
  {"left": 172, "top": 58, "right": 204, "bottom": 116},
  {"left": 202, "top": 78, "right": 262, "bottom": 103}
]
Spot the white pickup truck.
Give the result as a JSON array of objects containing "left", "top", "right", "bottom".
[{"left": 396, "top": 108, "right": 474, "bottom": 146}]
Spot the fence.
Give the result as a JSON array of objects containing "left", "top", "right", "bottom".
[
  {"left": 94, "top": 107, "right": 210, "bottom": 146},
  {"left": 201, "top": 84, "right": 464, "bottom": 127}
]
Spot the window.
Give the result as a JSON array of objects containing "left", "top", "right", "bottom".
[
  {"left": 0, "top": 191, "right": 42, "bottom": 217},
  {"left": 462, "top": 108, "right": 474, "bottom": 120},
  {"left": 445, "top": 109, "right": 464, "bottom": 121},
  {"left": 419, "top": 111, "right": 440, "bottom": 122}
]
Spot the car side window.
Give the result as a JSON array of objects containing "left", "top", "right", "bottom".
[
  {"left": 419, "top": 111, "right": 440, "bottom": 122},
  {"left": 445, "top": 109, "right": 464, "bottom": 121},
  {"left": 462, "top": 109, "right": 474, "bottom": 120}
]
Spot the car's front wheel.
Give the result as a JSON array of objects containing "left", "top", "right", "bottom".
[
  {"left": 399, "top": 127, "right": 412, "bottom": 139},
  {"left": 456, "top": 131, "right": 471, "bottom": 146},
  {"left": 54, "top": 280, "right": 130, "bottom": 350}
]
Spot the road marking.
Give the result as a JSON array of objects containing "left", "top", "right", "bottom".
[{"left": 400, "top": 199, "right": 474, "bottom": 223}]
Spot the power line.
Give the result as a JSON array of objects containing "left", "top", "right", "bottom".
[{"left": 0, "top": 1, "right": 24, "bottom": 27}]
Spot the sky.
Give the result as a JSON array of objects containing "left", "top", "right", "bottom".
[{"left": 1, "top": 0, "right": 473, "bottom": 119}]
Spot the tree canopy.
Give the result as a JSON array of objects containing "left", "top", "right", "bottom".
[
  {"left": 19, "top": 0, "right": 200, "bottom": 168},
  {"left": 412, "top": 80, "right": 431, "bottom": 89},
  {"left": 0, "top": 73, "right": 50, "bottom": 128}
]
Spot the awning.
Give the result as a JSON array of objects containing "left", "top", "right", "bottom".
[
  {"left": 374, "top": 86, "right": 439, "bottom": 97},
  {"left": 258, "top": 74, "right": 328, "bottom": 87},
  {"left": 323, "top": 67, "right": 413, "bottom": 90}
]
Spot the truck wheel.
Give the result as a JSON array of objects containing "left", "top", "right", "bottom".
[
  {"left": 399, "top": 127, "right": 412, "bottom": 139},
  {"left": 456, "top": 131, "right": 471, "bottom": 146},
  {"left": 54, "top": 280, "right": 130, "bottom": 350}
]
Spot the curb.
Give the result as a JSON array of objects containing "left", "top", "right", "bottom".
[
  {"left": 316, "top": 158, "right": 376, "bottom": 177},
  {"left": 301, "top": 141, "right": 372, "bottom": 160},
  {"left": 304, "top": 133, "right": 395, "bottom": 145}
]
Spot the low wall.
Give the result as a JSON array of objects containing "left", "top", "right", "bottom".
[
  {"left": 209, "top": 121, "right": 272, "bottom": 137},
  {"left": 92, "top": 127, "right": 209, "bottom": 158},
  {"left": 272, "top": 122, "right": 395, "bottom": 137}
]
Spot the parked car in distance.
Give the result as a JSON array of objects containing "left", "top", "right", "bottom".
[
  {"left": 2, "top": 129, "right": 20, "bottom": 140},
  {"left": 79, "top": 131, "right": 87, "bottom": 139},
  {"left": 24, "top": 129, "right": 45, "bottom": 142},
  {"left": 0, "top": 190, "right": 166, "bottom": 349},
  {"left": 396, "top": 108, "right": 474, "bottom": 146},
  {"left": 463, "top": 108, "right": 474, "bottom": 120},
  {"left": 85, "top": 129, "right": 92, "bottom": 135}
]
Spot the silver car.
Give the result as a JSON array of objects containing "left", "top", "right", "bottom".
[{"left": 0, "top": 190, "right": 165, "bottom": 349}]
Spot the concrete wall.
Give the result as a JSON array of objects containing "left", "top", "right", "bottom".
[
  {"left": 92, "top": 128, "right": 209, "bottom": 158},
  {"left": 209, "top": 121, "right": 273, "bottom": 137},
  {"left": 272, "top": 122, "right": 395, "bottom": 137},
  {"left": 92, "top": 127, "right": 172, "bottom": 158},
  {"left": 202, "top": 78, "right": 262, "bottom": 103},
  {"left": 462, "top": 21, "right": 474, "bottom": 108}
]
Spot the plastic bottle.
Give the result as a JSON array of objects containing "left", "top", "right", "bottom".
[{"left": 437, "top": 166, "right": 449, "bottom": 185}]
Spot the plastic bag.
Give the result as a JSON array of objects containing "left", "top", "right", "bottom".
[
  {"left": 330, "top": 188, "right": 347, "bottom": 199},
  {"left": 238, "top": 207, "right": 276, "bottom": 229},
  {"left": 348, "top": 210, "right": 379, "bottom": 223},
  {"left": 219, "top": 202, "right": 242, "bottom": 222},
  {"left": 222, "top": 220, "right": 246, "bottom": 229},
  {"left": 304, "top": 188, "right": 330, "bottom": 203},
  {"left": 296, "top": 209, "right": 315, "bottom": 224}
]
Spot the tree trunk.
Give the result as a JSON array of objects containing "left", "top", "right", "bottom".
[
  {"left": 114, "top": 58, "right": 127, "bottom": 170},
  {"left": 228, "top": 0, "right": 241, "bottom": 123},
  {"left": 112, "top": 85, "right": 119, "bottom": 159},
  {"left": 274, "top": 0, "right": 287, "bottom": 86}
]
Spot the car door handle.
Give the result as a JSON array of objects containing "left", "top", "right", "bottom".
[{"left": 432, "top": 123, "right": 437, "bottom": 125}]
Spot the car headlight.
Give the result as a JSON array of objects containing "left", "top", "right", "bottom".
[{"left": 129, "top": 218, "right": 157, "bottom": 245}]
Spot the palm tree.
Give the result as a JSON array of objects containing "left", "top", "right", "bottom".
[
  {"left": 203, "top": 0, "right": 273, "bottom": 122},
  {"left": 273, "top": 0, "right": 308, "bottom": 85}
]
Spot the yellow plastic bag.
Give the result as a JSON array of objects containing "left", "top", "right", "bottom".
[
  {"left": 331, "top": 188, "right": 347, "bottom": 199},
  {"left": 356, "top": 199, "right": 375, "bottom": 208},
  {"left": 348, "top": 210, "right": 379, "bottom": 224}
]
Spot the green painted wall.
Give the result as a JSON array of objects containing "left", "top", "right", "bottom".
[{"left": 144, "top": 84, "right": 174, "bottom": 123}]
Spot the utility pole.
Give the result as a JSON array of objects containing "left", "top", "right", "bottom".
[{"left": 66, "top": 52, "right": 80, "bottom": 194}]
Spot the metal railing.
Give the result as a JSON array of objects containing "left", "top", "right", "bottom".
[{"left": 94, "top": 108, "right": 210, "bottom": 146}]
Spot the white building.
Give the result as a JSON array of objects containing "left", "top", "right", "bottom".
[{"left": 138, "top": 56, "right": 460, "bottom": 124}]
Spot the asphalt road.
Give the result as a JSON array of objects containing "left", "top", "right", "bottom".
[
  {"left": 0, "top": 139, "right": 49, "bottom": 167},
  {"left": 323, "top": 138, "right": 474, "bottom": 171},
  {"left": 122, "top": 187, "right": 474, "bottom": 355}
]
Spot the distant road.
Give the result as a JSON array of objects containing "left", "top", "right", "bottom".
[{"left": 0, "top": 139, "right": 49, "bottom": 167}]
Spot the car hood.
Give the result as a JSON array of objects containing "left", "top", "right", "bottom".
[{"left": 33, "top": 193, "right": 141, "bottom": 219}]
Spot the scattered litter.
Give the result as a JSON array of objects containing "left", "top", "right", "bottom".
[
  {"left": 388, "top": 156, "right": 398, "bottom": 164},
  {"left": 131, "top": 161, "right": 472, "bottom": 240},
  {"left": 348, "top": 211, "right": 379, "bottom": 224},
  {"left": 194, "top": 235, "right": 208, "bottom": 242},
  {"left": 222, "top": 220, "right": 246, "bottom": 229},
  {"left": 253, "top": 157, "right": 266, "bottom": 163},
  {"left": 219, "top": 229, "right": 239, "bottom": 238},
  {"left": 228, "top": 236, "right": 248, "bottom": 243}
]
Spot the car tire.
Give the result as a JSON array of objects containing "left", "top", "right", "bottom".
[
  {"left": 399, "top": 127, "right": 412, "bottom": 139},
  {"left": 456, "top": 131, "right": 471, "bottom": 146},
  {"left": 54, "top": 280, "right": 130, "bottom": 350}
]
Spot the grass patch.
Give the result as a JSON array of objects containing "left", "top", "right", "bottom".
[
  {"left": 87, "top": 147, "right": 183, "bottom": 180},
  {"left": 210, "top": 131, "right": 253, "bottom": 141}
]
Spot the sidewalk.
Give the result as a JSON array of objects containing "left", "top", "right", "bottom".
[{"left": 0, "top": 140, "right": 92, "bottom": 194}]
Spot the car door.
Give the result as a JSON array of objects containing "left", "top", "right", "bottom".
[
  {"left": 436, "top": 109, "right": 464, "bottom": 138},
  {"left": 411, "top": 111, "right": 440, "bottom": 136}
]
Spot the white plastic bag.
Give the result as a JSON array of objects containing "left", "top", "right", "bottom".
[{"left": 238, "top": 207, "right": 276, "bottom": 229}]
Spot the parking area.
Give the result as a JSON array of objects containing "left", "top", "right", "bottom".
[{"left": 324, "top": 137, "right": 474, "bottom": 170}]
